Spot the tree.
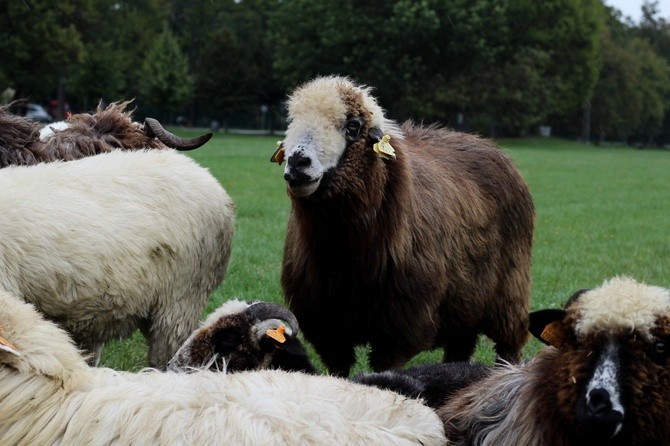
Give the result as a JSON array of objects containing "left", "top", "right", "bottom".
[
  {"left": 68, "top": 0, "right": 170, "bottom": 111},
  {"left": 269, "top": 0, "right": 603, "bottom": 134},
  {"left": 0, "top": 0, "right": 86, "bottom": 104},
  {"left": 137, "top": 24, "right": 194, "bottom": 121},
  {"left": 589, "top": 8, "right": 670, "bottom": 144}
]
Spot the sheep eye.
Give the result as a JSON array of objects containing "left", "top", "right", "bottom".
[
  {"left": 344, "top": 117, "right": 363, "bottom": 141},
  {"left": 649, "top": 339, "right": 669, "bottom": 364}
]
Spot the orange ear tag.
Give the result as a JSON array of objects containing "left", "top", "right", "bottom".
[
  {"left": 541, "top": 321, "right": 564, "bottom": 348},
  {"left": 270, "top": 141, "right": 285, "bottom": 165},
  {"left": 266, "top": 325, "right": 287, "bottom": 343}
]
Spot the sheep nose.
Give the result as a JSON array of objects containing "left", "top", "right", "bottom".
[
  {"left": 587, "top": 388, "right": 613, "bottom": 416},
  {"left": 579, "top": 388, "right": 624, "bottom": 438},
  {"left": 287, "top": 153, "right": 312, "bottom": 170},
  {"left": 284, "top": 154, "right": 313, "bottom": 183}
]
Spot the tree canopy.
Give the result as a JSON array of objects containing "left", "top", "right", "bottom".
[{"left": 1, "top": 0, "right": 668, "bottom": 144}]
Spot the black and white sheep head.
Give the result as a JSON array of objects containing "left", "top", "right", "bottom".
[
  {"left": 529, "top": 276, "right": 670, "bottom": 443},
  {"left": 272, "top": 76, "right": 402, "bottom": 198},
  {"left": 166, "top": 299, "right": 311, "bottom": 373}
]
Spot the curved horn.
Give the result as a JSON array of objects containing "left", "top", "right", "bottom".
[
  {"left": 144, "top": 117, "right": 213, "bottom": 150},
  {"left": 246, "top": 302, "right": 300, "bottom": 333}
]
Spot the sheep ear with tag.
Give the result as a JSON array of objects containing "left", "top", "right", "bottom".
[
  {"left": 528, "top": 309, "right": 567, "bottom": 348},
  {"left": 369, "top": 127, "right": 396, "bottom": 161},
  {"left": 270, "top": 141, "right": 285, "bottom": 165}
]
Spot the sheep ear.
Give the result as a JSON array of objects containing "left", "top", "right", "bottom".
[
  {"left": 270, "top": 141, "right": 285, "bottom": 165},
  {"left": 529, "top": 309, "right": 567, "bottom": 348},
  {"left": 369, "top": 126, "right": 384, "bottom": 143},
  {"left": 0, "top": 335, "right": 21, "bottom": 357}
]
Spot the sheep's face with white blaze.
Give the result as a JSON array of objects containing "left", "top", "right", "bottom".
[
  {"left": 529, "top": 276, "right": 670, "bottom": 443},
  {"left": 273, "top": 76, "right": 400, "bottom": 198},
  {"left": 166, "top": 300, "right": 314, "bottom": 373}
]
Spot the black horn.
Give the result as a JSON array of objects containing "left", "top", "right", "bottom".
[
  {"left": 246, "top": 302, "right": 300, "bottom": 333},
  {"left": 144, "top": 117, "right": 213, "bottom": 150}
]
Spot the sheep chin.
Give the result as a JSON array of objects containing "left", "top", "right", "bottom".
[{"left": 287, "top": 178, "right": 321, "bottom": 197}]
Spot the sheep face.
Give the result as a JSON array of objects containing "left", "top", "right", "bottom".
[
  {"left": 279, "top": 76, "right": 396, "bottom": 198},
  {"left": 529, "top": 276, "right": 670, "bottom": 443},
  {"left": 166, "top": 300, "right": 311, "bottom": 373}
]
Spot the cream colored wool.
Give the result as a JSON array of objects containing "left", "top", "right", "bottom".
[
  {"left": 0, "top": 149, "right": 235, "bottom": 368},
  {"left": 574, "top": 276, "right": 670, "bottom": 340},
  {"left": 0, "top": 291, "right": 446, "bottom": 446}
]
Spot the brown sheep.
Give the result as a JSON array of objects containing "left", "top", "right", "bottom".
[
  {"left": 439, "top": 276, "right": 670, "bottom": 445},
  {"left": 272, "top": 75, "right": 535, "bottom": 376},
  {"left": 0, "top": 100, "right": 211, "bottom": 167}
]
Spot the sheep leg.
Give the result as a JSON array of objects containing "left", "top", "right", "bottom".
[
  {"left": 75, "top": 337, "right": 103, "bottom": 367},
  {"left": 441, "top": 331, "right": 478, "bottom": 363},
  {"left": 144, "top": 311, "right": 200, "bottom": 370},
  {"left": 484, "top": 288, "right": 529, "bottom": 364},
  {"left": 313, "top": 340, "right": 356, "bottom": 377},
  {"left": 368, "top": 345, "right": 415, "bottom": 372}
]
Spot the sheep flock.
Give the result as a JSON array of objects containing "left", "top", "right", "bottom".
[{"left": 0, "top": 76, "right": 668, "bottom": 445}]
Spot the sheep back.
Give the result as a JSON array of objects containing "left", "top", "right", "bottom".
[
  {"left": 0, "top": 149, "right": 235, "bottom": 368},
  {"left": 281, "top": 78, "right": 534, "bottom": 375},
  {"left": 0, "top": 290, "right": 446, "bottom": 446}
]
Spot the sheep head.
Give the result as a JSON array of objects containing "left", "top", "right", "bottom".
[
  {"left": 41, "top": 100, "right": 212, "bottom": 152},
  {"left": 273, "top": 76, "right": 401, "bottom": 198},
  {"left": 529, "top": 276, "right": 670, "bottom": 443},
  {"left": 166, "top": 299, "right": 314, "bottom": 373}
]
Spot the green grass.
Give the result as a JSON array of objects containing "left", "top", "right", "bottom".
[{"left": 99, "top": 133, "right": 670, "bottom": 373}]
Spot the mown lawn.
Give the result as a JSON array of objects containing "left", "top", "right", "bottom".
[{"left": 100, "top": 133, "right": 670, "bottom": 374}]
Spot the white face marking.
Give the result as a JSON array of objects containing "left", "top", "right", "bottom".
[
  {"left": 281, "top": 76, "right": 405, "bottom": 198},
  {"left": 282, "top": 121, "right": 347, "bottom": 197},
  {"left": 585, "top": 338, "right": 624, "bottom": 435}
]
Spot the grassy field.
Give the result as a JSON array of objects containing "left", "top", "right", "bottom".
[{"left": 100, "top": 133, "right": 670, "bottom": 374}]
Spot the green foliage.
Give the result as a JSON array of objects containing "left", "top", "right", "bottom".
[
  {"left": 100, "top": 133, "right": 670, "bottom": 373},
  {"left": 69, "top": 0, "right": 170, "bottom": 108},
  {"left": 1, "top": 0, "right": 669, "bottom": 140},
  {"left": 137, "top": 24, "right": 194, "bottom": 117},
  {"left": 0, "top": 0, "right": 86, "bottom": 99},
  {"left": 591, "top": 9, "right": 670, "bottom": 143}
]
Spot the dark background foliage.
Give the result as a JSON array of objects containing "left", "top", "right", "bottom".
[{"left": 1, "top": 0, "right": 668, "bottom": 144}]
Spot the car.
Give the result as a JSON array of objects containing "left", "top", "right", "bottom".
[{"left": 25, "top": 103, "right": 53, "bottom": 123}]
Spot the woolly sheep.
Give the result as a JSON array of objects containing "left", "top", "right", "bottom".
[
  {"left": 166, "top": 301, "right": 489, "bottom": 409},
  {"left": 272, "top": 75, "right": 535, "bottom": 375},
  {"left": 0, "top": 100, "right": 211, "bottom": 168},
  {"left": 0, "top": 290, "right": 446, "bottom": 445},
  {"left": 167, "top": 299, "right": 317, "bottom": 374},
  {"left": 438, "top": 276, "right": 670, "bottom": 445},
  {"left": 0, "top": 149, "right": 235, "bottom": 368}
]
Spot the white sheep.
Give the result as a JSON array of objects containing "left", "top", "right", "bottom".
[
  {"left": 0, "top": 149, "right": 235, "bottom": 368},
  {"left": 0, "top": 290, "right": 447, "bottom": 445}
]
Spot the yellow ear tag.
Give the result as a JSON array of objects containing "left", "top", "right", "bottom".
[
  {"left": 541, "top": 321, "right": 564, "bottom": 349},
  {"left": 266, "top": 325, "right": 287, "bottom": 343},
  {"left": 270, "top": 141, "right": 285, "bottom": 165},
  {"left": 373, "top": 134, "right": 396, "bottom": 160}
]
